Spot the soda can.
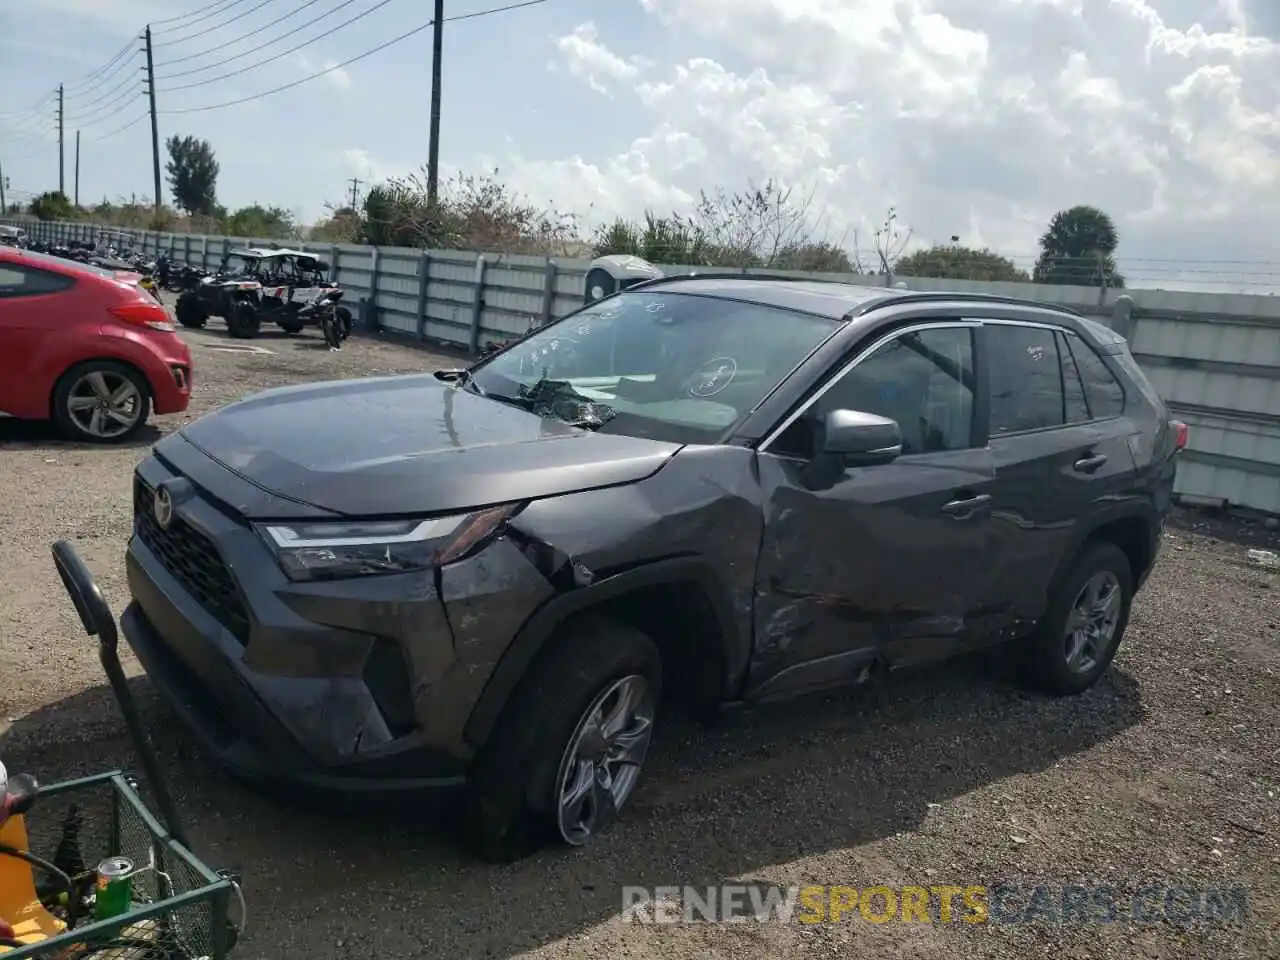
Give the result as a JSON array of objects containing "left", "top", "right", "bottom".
[{"left": 94, "top": 856, "right": 134, "bottom": 920}]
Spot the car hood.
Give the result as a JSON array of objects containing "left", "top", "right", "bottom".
[{"left": 172, "top": 374, "right": 682, "bottom": 517}]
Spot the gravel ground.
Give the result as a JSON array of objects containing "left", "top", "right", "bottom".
[{"left": 1, "top": 311, "right": 1277, "bottom": 959}]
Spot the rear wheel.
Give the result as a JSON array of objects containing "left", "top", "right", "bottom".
[
  {"left": 225, "top": 300, "right": 260, "bottom": 339},
  {"left": 463, "top": 618, "right": 661, "bottom": 862},
  {"left": 175, "top": 294, "right": 206, "bottom": 329},
  {"left": 52, "top": 360, "right": 151, "bottom": 443},
  {"left": 1020, "top": 541, "right": 1133, "bottom": 695}
]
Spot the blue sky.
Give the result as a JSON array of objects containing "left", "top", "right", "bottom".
[{"left": 2, "top": 0, "right": 1278, "bottom": 291}]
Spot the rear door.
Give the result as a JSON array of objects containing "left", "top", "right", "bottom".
[
  {"left": 0, "top": 260, "right": 78, "bottom": 417},
  {"left": 982, "top": 320, "right": 1137, "bottom": 632}
]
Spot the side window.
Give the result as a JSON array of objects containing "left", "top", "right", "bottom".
[
  {"left": 0, "top": 264, "right": 73, "bottom": 298},
  {"left": 1056, "top": 331, "right": 1090, "bottom": 424},
  {"left": 987, "top": 324, "right": 1064, "bottom": 435},
  {"left": 773, "top": 325, "right": 976, "bottom": 457},
  {"left": 1063, "top": 332, "right": 1125, "bottom": 418}
]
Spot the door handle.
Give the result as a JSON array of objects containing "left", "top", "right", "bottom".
[
  {"left": 1073, "top": 454, "right": 1108, "bottom": 474},
  {"left": 941, "top": 494, "right": 991, "bottom": 517}
]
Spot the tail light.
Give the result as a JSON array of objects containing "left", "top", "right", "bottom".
[
  {"left": 1170, "top": 419, "right": 1188, "bottom": 450},
  {"left": 109, "top": 301, "right": 175, "bottom": 332}
]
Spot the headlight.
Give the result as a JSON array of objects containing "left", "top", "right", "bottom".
[{"left": 256, "top": 504, "right": 521, "bottom": 582}]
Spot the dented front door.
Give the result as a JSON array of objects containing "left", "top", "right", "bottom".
[{"left": 748, "top": 446, "right": 998, "bottom": 700}]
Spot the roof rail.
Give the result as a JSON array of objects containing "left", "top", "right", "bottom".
[
  {"left": 629, "top": 271, "right": 855, "bottom": 290},
  {"left": 855, "top": 290, "right": 1086, "bottom": 317}
]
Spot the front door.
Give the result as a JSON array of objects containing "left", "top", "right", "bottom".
[
  {"left": 0, "top": 261, "right": 77, "bottom": 418},
  {"left": 749, "top": 321, "right": 998, "bottom": 701}
]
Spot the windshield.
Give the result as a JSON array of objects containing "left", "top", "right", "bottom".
[
  {"left": 468, "top": 290, "right": 839, "bottom": 443},
  {"left": 226, "top": 254, "right": 262, "bottom": 274}
]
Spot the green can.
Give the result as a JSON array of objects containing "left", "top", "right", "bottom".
[{"left": 94, "top": 856, "right": 134, "bottom": 920}]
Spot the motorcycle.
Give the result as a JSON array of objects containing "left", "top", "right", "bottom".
[
  {"left": 296, "top": 289, "right": 352, "bottom": 350},
  {"left": 138, "top": 273, "right": 164, "bottom": 305},
  {"left": 0, "top": 542, "right": 243, "bottom": 957}
]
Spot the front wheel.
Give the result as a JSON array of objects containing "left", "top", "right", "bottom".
[
  {"left": 320, "top": 311, "right": 343, "bottom": 350},
  {"left": 52, "top": 360, "right": 151, "bottom": 443},
  {"left": 464, "top": 618, "right": 661, "bottom": 862},
  {"left": 1020, "top": 541, "right": 1134, "bottom": 695}
]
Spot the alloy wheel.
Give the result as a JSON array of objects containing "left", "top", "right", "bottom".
[
  {"left": 65, "top": 371, "right": 143, "bottom": 439},
  {"left": 554, "top": 674, "right": 655, "bottom": 846},
  {"left": 1064, "top": 570, "right": 1122, "bottom": 674}
]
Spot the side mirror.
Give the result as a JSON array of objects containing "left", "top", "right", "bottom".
[{"left": 821, "top": 409, "right": 902, "bottom": 466}]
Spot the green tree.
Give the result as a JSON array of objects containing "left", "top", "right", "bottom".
[
  {"left": 29, "top": 190, "right": 75, "bottom": 221},
  {"left": 164, "top": 134, "right": 220, "bottom": 216},
  {"left": 224, "top": 204, "right": 297, "bottom": 239},
  {"left": 896, "top": 244, "right": 1030, "bottom": 282},
  {"left": 1033, "top": 205, "right": 1125, "bottom": 288}
]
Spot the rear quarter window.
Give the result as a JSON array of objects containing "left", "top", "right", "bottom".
[
  {"left": 0, "top": 263, "right": 75, "bottom": 297},
  {"left": 1063, "top": 331, "right": 1125, "bottom": 419}
]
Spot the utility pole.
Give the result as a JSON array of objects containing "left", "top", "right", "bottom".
[
  {"left": 144, "top": 26, "right": 162, "bottom": 213},
  {"left": 74, "top": 131, "right": 80, "bottom": 206},
  {"left": 347, "top": 176, "right": 363, "bottom": 209},
  {"left": 0, "top": 161, "right": 7, "bottom": 215},
  {"left": 426, "top": 0, "right": 444, "bottom": 206},
  {"left": 56, "top": 84, "right": 64, "bottom": 195}
]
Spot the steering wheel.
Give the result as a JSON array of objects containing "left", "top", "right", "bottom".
[{"left": 685, "top": 356, "right": 738, "bottom": 398}]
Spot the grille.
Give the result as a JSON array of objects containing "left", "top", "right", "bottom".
[{"left": 134, "top": 476, "right": 250, "bottom": 644}]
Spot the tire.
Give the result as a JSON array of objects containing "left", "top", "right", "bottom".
[
  {"left": 225, "top": 300, "right": 260, "bottom": 339},
  {"left": 52, "top": 360, "right": 151, "bottom": 444},
  {"left": 321, "top": 313, "right": 343, "bottom": 350},
  {"left": 277, "top": 320, "right": 305, "bottom": 335},
  {"left": 1020, "top": 541, "right": 1133, "bottom": 696},
  {"left": 175, "top": 294, "right": 206, "bottom": 329},
  {"left": 464, "top": 618, "right": 662, "bottom": 862}
]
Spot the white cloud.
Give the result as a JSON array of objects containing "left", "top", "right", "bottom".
[
  {"left": 520, "top": 0, "right": 1279, "bottom": 289},
  {"left": 550, "top": 22, "right": 651, "bottom": 96}
]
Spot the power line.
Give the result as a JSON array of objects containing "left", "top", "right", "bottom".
[
  {"left": 63, "top": 37, "right": 143, "bottom": 94},
  {"left": 160, "top": 0, "right": 549, "bottom": 114},
  {"left": 163, "top": 0, "right": 400, "bottom": 92},
  {"left": 64, "top": 70, "right": 144, "bottom": 120},
  {"left": 84, "top": 112, "right": 151, "bottom": 143},
  {"left": 156, "top": 0, "right": 360, "bottom": 79},
  {"left": 65, "top": 93, "right": 146, "bottom": 129},
  {"left": 0, "top": 89, "right": 58, "bottom": 122},
  {"left": 151, "top": 0, "right": 246, "bottom": 27},
  {"left": 154, "top": 0, "right": 282, "bottom": 46}
]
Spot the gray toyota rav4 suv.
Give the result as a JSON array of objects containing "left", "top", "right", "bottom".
[{"left": 124, "top": 277, "right": 1184, "bottom": 860}]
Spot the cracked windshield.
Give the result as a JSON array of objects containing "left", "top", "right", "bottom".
[{"left": 471, "top": 291, "right": 837, "bottom": 441}]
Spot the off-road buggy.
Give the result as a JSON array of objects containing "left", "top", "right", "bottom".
[{"left": 173, "top": 248, "right": 351, "bottom": 342}]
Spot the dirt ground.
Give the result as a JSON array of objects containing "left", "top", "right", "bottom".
[{"left": 1, "top": 312, "right": 1277, "bottom": 959}]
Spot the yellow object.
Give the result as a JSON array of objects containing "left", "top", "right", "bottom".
[{"left": 0, "top": 813, "right": 67, "bottom": 951}]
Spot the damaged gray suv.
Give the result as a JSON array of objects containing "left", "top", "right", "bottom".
[{"left": 123, "top": 276, "right": 1184, "bottom": 861}]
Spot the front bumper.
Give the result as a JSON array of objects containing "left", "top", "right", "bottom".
[{"left": 124, "top": 453, "right": 555, "bottom": 795}]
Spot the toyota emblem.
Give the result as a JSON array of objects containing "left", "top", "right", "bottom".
[{"left": 154, "top": 486, "right": 174, "bottom": 529}]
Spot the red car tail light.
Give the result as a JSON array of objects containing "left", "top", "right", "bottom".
[
  {"left": 1171, "top": 419, "right": 1188, "bottom": 450},
  {"left": 109, "top": 301, "right": 175, "bottom": 332}
]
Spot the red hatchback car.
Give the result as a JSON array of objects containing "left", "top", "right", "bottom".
[{"left": 0, "top": 247, "right": 192, "bottom": 443}]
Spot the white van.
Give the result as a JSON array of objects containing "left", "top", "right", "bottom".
[{"left": 0, "top": 224, "right": 27, "bottom": 246}]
